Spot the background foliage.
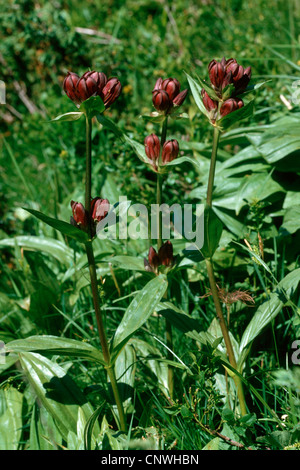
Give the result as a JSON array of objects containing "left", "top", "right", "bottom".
[{"left": 0, "top": 0, "right": 300, "bottom": 450}]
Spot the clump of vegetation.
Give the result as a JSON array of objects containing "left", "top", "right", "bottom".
[{"left": 0, "top": 0, "right": 299, "bottom": 451}]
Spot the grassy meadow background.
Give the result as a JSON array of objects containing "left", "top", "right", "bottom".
[{"left": 0, "top": 0, "right": 300, "bottom": 450}]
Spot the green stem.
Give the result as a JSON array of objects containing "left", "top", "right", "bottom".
[
  {"left": 157, "top": 172, "right": 163, "bottom": 251},
  {"left": 157, "top": 116, "right": 174, "bottom": 399},
  {"left": 205, "top": 126, "right": 247, "bottom": 417},
  {"left": 84, "top": 115, "right": 127, "bottom": 432}
]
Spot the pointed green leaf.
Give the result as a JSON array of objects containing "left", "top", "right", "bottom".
[
  {"left": 6, "top": 335, "right": 105, "bottom": 365},
  {"left": 0, "top": 387, "right": 23, "bottom": 450},
  {"left": 217, "top": 100, "right": 254, "bottom": 131},
  {"left": 24, "top": 208, "right": 89, "bottom": 243},
  {"left": 185, "top": 72, "right": 210, "bottom": 117},
  {"left": 111, "top": 274, "right": 168, "bottom": 363},
  {"left": 49, "top": 111, "right": 84, "bottom": 122},
  {"left": 18, "top": 352, "right": 98, "bottom": 442},
  {"left": 79, "top": 95, "right": 105, "bottom": 118},
  {"left": 0, "top": 235, "right": 73, "bottom": 265},
  {"left": 201, "top": 205, "right": 223, "bottom": 258},
  {"left": 239, "top": 268, "right": 300, "bottom": 358}
]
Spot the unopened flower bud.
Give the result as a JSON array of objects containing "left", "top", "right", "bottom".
[
  {"left": 91, "top": 197, "right": 110, "bottom": 222},
  {"left": 144, "top": 246, "right": 161, "bottom": 273},
  {"left": 158, "top": 241, "right": 173, "bottom": 267},
  {"left": 220, "top": 98, "right": 243, "bottom": 117},
  {"left": 235, "top": 66, "right": 252, "bottom": 92},
  {"left": 102, "top": 77, "right": 122, "bottom": 108},
  {"left": 93, "top": 72, "right": 108, "bottom": 98},
  {"left": 152, "top": 89, "right": 171, "bottom": 112},
  {"left": 76, "top": 71, "right": 99, "bottom": 102},
  {"left": 162, "top": 139, "right": 179, "bottom": 164},
  {"left": 161, "top": 78, "right": 181, "bottom": 101},
  {"left": 144, "top": 134, "right": 160, "bottom": 165},
  {"left": 153, "top": 77, "right": 163, "bottom": 91},
  {"left": 173, "top": 89, "right": 188, "bottom": 107},
  {"left": 208, "top": 61, "right": 225, "bottom": 88},
  {"left": 70, "top": 201, "right": 88, "bottom": 228},
  {"left": 201, "top": 89, "right": 218, "bottom": 112},
  {"left": 63, "top": 72, "right": 80, "bottom": 103}
]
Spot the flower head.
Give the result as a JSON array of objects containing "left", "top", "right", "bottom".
[
  {"left": 144, "top": 241, "right": 174, "bottom": 273},
  {"left": 63, "top": 70, "right": 121, "bottom": 108},
  {"left": 152, "top": 77, "right": 188, "bottom": 114}
]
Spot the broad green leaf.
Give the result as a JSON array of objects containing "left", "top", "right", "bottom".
[
  {"left": 195, "top": 75, "right": 220, "bottom": 101},
  {"left": 141, "top": 112, "right": 167, "bottom": 124},
  {"left": 201, "top": 205, "right": 223, "bottom": 258},
  {"left": 108, "top": 255, "right": 145, "bottom": 271},
  {"left": 217, "top": 100, "right": 254, "bottom": 131},
  {"left": 0, "top": 387, "right": 23, "bottom": 450},
  {"left": 281, "top": 205, "right": 300, "bottom": 234},
  {"left": 6, "top": 335, "right": 105, "bottom": 366},
  {"left": 163, "top": 155, "right": 200, "bottom": 170},
  {"left": 234, "top": 172, "right": 284, "bottom": 215},
  {"left": 18, "top": 352, "right": 98, "bottom": 441},
  {"left": 29, "top": 402, "right": 62, "bottom": 450},
  {"left": 125, "top": 136, "right": 150, "bottom": 165},
  {"left": 113, "top": 343, "right": 136, "bottom": 415},
  {"left": 96, "top": 114, "right": 125, "bottom": 140},
  {"left": 24, "top": 208, "right": 89, "bottom": 243},
  {"left": 213, "top": 207, "right": 247, "bottom": 238},
  {"left": 79, "top": 95, "right": 105, "bottom": 117},
  {"left": 111, "top": 274, "right": 168, "bottom": 363},
  {"left": 239, "top": 268, "right": 300, "bottom": 358},
  {"left": 0, "top": 235, "right": 73, "bottom": 265},
  {"left": 84, "top": 404, "right": 105, "bottom": 450},
  {"left": 131, "top": 338, "right": 169, "bottom": 397},
  {"left": 49, "top": 111, "right": 83, "bottom": 122},
  {"left": 185, "top": 72, "right": 209, "bottom": 117},
  {"left": 202, "top": 437, "right": 220, "bottom": 450}
]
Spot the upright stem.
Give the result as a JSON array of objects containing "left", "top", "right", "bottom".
[
  {"left": 205, "top": 126, "right": 247, "bottom": 417},
  {"left": 157, "top": 116, "right": 168, "bottom": 251},
  {"left": 157, "top": 116, "right": 174, "bottom": 399},
  {"left": 84, "top": 115, "right": 127, "bottom": 432},
  {"left": 156, "top": 172, "right": 163, "bottom": 251}
]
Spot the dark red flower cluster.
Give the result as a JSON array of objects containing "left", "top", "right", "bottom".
[
  {"left": 144, "top": 134, "right": 179, "bottom": 171},
  {"left": 201, "top": 57, "right": 251, "bottom": 119},
  {"left": 144, "top": 241, "right": 174, "bottom": 273},
  {"left": 63, "top": 71, "right": 121, "bottom": 108},
  {"left": 70, "top": 197, "right": 109, "bottom": 237},
  {"left": 152, "top": 77, "right": 188, "bottom": 113}
]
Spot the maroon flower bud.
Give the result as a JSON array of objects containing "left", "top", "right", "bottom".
[
  {"left": 144, "top": 242, "right": 174, "bottom": 272},
  {"left": 161, "top": 139, "right": 179, "bottom": 164},
  {"left": 153, "top": 77, "right": 163, "bottom": 91},
  {"left": 90, "top": 197, "right": 110, "bottom": 222},
  {"left": 201, "top": 89, "right": 218, "bottom": 112},
  {"left": 144, "top": 134, "right": 160, "bottom": 164},
  {"left": 152, "top": 89, "right": 171, "bottom": 112},
  {"left": 70, "top": 201, "right": 88, "bottom": 228},
  {"left": 161, "top": 78, "right": 181, "bottom": 101},
  {"left": 158, "top": 241, "right": 173, "bottom": 267},
  {"left": 76, "top": 71, "right": 99, "bottom": 102},
  {"left": 235, "top": 66, "right": 252, "bottom": 92},
  {"left": 63, "top": 72, "right": 80, "bottom": 103},
  {"left": 220, "top": 98, "right": 244, "bottom": 117},
  {"left": 221, "top": 71, "right": 233, "bottom": 90},
  {"left": 144, "top": 246, "right": 161, "bottom": 273},
  {"left": 173, "top": 89, "right": 188, "bottom": 107},
  {"left": 209, "top": 61, "right": 225, "bottom": 89},
  {"left": 102, "top": 77, "right": 122, "bottom": 108},
  {"left": 93, "top": 72, "right": 108, "bottom": 98}
]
